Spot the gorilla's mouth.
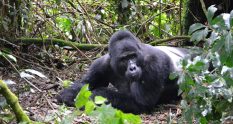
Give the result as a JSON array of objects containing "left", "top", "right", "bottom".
[{"left": 126, "top": 73, "right": 140, "bottom": 82}]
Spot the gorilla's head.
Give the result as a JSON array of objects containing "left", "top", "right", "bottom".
[{"left": 109, "top": 30, "right": 143, "bottom": 81}]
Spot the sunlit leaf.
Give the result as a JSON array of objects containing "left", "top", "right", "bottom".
[
  {"left": 208, "top": 31, "right": 219, "bottom": 45},
  {"left": 6, "top": 54, "right": 17, "bottom": 62},
  {"left": 207, "top": 5, "right": 217, "bottom": 23},
  {"left": 115, "top": 110, "right": 141, "bottom": 124},
  {"left": 211, "top": 38, "right": 224, "bottom": 52},
  {"left": 75, "top": 84, "right": 92, "bottom": 109},
  {"left": 24, "top": 69, "right": 47, "bottom": 79},
  {"left": 62, "top": 80, "right": 73, "bottom": 88},
  {"left": 169, "top": 72, "right": 179, "bottom": 80},
  {"left": 85, "top": 101, "right": 95, "bottom": 115},
  {"left": 230, "top": 10, "right": 233, "bottom": 26},
  {"left": 225, "top": 31, "right": 233, "bottom": 53},
  {"left": 188, "top": 23, "right": 206, "bottom": 35},
  {"left": 94, "top": 96, "right": 107, "bottom": 104},
  {"left": 222, "top": 13, "right": 231, "bottom": 29},
  {"left": 190, "top": 27, "right": 208, "bottom": 43},
  {"left": 121, "top": 0, "right": 129, "bottom": 8},
  {"left": 20, "top": 72, "right": 35, "bottom": 79}
]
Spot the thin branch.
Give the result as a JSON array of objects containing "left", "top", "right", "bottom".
[
  {"left": 2, "top": 55, "right": 43, "bottom": 92},
  {"left": 0, "top": 38, "right": 19, "bottom": 48},
  {"left": 149, "top": 36, "right": 191, "bottom": 46},
  {"left": 200, "top": 0, "right": 208, "bottom": 17}
]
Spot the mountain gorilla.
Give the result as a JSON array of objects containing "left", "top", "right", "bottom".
[{"left": 56, "top": 30, "right": 189, "bottom": 114}]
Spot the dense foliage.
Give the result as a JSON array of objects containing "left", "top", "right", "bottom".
[
  {"left": 0, "top": 0, "right": 182, "bottom": 43},
  {"left": 52, "top": 84, "right": 141, "bottom": 124},
  {"left": 176, "top": 5, "right": 233, "bottom": 123}
]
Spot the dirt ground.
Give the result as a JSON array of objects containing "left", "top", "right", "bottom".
[{"left": 0, "top": 44, "right": 182, "bottom": 124}]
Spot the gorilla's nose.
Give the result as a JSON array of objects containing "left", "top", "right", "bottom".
[{"left": 129, "top": 65, "right": 136, "bottom": 71}]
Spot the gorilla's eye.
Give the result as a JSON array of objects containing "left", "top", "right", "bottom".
[
  {"left": 120, "top": 53, "right": 136, "bottom": 62},
  {"left": 127, "top": 53, "right": 137, "bottom": 59}
]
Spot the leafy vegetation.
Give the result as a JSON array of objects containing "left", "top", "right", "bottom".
[
  {"left": 1, "top": 0, "right": 233, "bottom": 123},
  {"left": 51, "top": 84, "right": 141, "bottom": 124},
  {"left": 176, "top": 5, "right": 233, "bottom": 123},
  {"left": 75, "top": 84, "right": 141, "bottom": 124},
  {"left": 1, "top": 0, "right": 183, "bottom": 43}
]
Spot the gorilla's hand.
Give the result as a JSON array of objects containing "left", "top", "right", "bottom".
[{"left": 56, "top": 81, "right": 84, "bottom": 106}]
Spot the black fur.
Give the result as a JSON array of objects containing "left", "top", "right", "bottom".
[{"left": 57, "top": 30, "right": 188, "bottom": 114}]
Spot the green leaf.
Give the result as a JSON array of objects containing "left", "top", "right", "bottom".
[
  {"left": 225, "top": 31, "right": 233, "bottom": 53},
  {"left": 62, "top": 80, "right": 72, "bottom": 88},
  {"left": 85, "top": 101, "right": 95, "bottom": 115},
  {"left": 190, "top": 27, "right": 208, "bottom": 43},
  {"left": 56, "top": 17, "right": 72, "bottom": 32},
  {"left": 116, "top": 110, "right": 142, "bottom": 124},
  {"left": 208, "top": 31, "right": 219, "bottom": 45},
  {"left": 169, "top": 72, "right": 179, "bottom": 80},
  {"left": 230, "top": 10, "right": 233, "bottom": 26},
  {"left": 188, "top": 23, "right": 206, "bottom": 35},
  {"left": 207, "top": 5, "right": 217, "bottom": 23},
  {"left": 211, "top": 38, "right": 224, "bottom": 52},
  {"left": 90, "top": 104, "right": 117, "bottom": 124},
  {"left": 94, "top": 96, "right": 107, "bottom": 104},
  {"left": 6, "top": 54, "right": 17, "bottom": 62},
  {"left": 222, "top": 13, "right": 231, "bottom": 29},
  {"left": 75, "top": 84, "right": 92, "bottom": 109},
  {"left": 200, "top": 117, "right": 208, "bottom": 124}
]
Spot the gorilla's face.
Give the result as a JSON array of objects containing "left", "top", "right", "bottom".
[{"left": 110, "top": 39, "right": 143, "bottom": 81}]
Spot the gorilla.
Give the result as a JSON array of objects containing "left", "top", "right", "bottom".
[{"left": 56, "top": 30, "right": 189, "bottom": 114}]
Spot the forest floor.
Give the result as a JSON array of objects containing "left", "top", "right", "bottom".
[{"left": 0, "top": 44, "right": 182, "bottom": 124}]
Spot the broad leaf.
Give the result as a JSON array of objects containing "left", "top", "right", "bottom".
[
  {"left": 85, "top": 101, "right": 95, "bottom": 115},
  {"left": 188, "top": 23, "right": 206, "bottom": 35},
  {"left": 230, "top": 10, "right": 233, "bottom": 26},
  {"left": 169, "top": 72, "right": 179, "bottom": 80},
  {"left": 24, "top": 69, "right": 47, "bottom": 79},
  {"left": 190, "top": 27, "right": 208, "bottom": 43},
  {"left": 75, "top": 84, "right": 92, "bottom": 109},
  {"left": 207, "top": 5, "right": 217, "bottom": 23},
  {"left": 94, "top": 96, "right": 107, "bottom": 104},
  {"left": 6, "top": 54, "right": 17, "bottom": 62},
  {"left": 225, "top": 31, "right": 233, "bottom": 53},
  {"left": 211, "top": 38, "right": 224, "bottom": 52},
  {"left": 116, "top": 110, "right": 141, "bottom": 124}
]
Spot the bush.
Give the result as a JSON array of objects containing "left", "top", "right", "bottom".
[
  {"left": 52, "top": 84, "right": 142, "bottom": 124},
  {"left": 177, "top": 5, "right": 233, "bottom": 123}
]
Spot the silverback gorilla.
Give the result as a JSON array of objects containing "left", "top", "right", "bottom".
[{"left": 56, "top": 30, "right": 189, "bottom": 114}]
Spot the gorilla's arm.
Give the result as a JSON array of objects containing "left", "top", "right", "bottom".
[
  {"left": 57, "top": 54, "right": 114, "bottom": 106},
  {"left": 81, "top": 54, "right": 113, "bottom": 89},
  {"left": 92, "top": 87, "right": 151, "bottom": 114}
]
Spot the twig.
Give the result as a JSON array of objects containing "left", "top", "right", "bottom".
[
  {"left": 77, "top": 1, "right": 98, "bottom": 43},
  {"left": 179, "top": 0, "right": 182, "bottom": 35},
  {"left": 159, "top": 0, "right": 162, "bottom": 38},
  {"left": 0, "top": 38, "right": 19, "bottom": 48},
  {"left": 13, "top": 53, "right": 53, "bottom": 71},
  {"left": 136, "top": 7, "right": 179, "bottom": 36},
  {"left": 149, "top": 36, "right": 190, "bottom": 46},
  {"left": 2, "top": 55, "right": 43, "bottom": 92},
  {"left": 200, "top": 0, "right": 208, "bottom": 17}
]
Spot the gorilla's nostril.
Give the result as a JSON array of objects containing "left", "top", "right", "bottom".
[{"left": 130, "top": 66, "right": 136, "bottom": 71}]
